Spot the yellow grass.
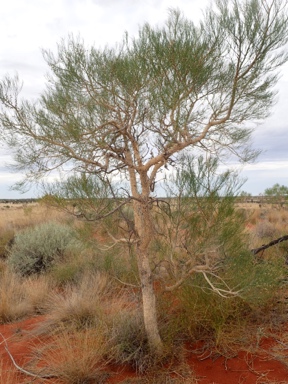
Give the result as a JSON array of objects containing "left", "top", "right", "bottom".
[
  {"left": 0, "top": 360, "right": 22, "bottom": 384},
  {"left": 29, "top": 327, "right": 111, "bottom": 383},
  {"left": 0, "top": 202, "right": 70, "bottom": 232}
]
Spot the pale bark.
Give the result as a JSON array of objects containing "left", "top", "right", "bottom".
[
  {"left": 131, "top": 173, "right": 163, "bottom": 353},
  {"left": 136, "top": 246, "right": 163, "bottom": 353}
]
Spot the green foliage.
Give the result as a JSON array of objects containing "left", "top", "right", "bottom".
[
  {"left": 239, "top": 191, "right": 252, "bottom": 197},
  {"left": 159, "top": 154, "right": 248, "bottom": 288},
  {"left": 158, "top": 247, "right": 285, "bottom": 350},
  {"left": 8, "top": 222, "right": 78, "bottom": 276},
  {"left": 157, "top": 154, "right": 286, "bottom": 346},
  {"left": 175, "top": 279, "right": 246, "bottom": 337},
  {"left": 222, "top": 250, "right": 285, "bottom": 306},
  {"left": 264, "top": 183, "right": 288, "bottom": 197}
]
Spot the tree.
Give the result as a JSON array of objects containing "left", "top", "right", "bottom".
[
  {"left": 264, "top": 183, "right": 288, "bottom": 207},
  {"left": 0, "top": 0, "right": 287, "bottom": 354},
  {"left": 239, "top": 191, "right": 252, "bottom": 197},
  {"left": 264, "top": 183, "right": 288, "bottom": 197}
]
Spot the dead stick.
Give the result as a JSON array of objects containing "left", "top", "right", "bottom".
[
  {"left": 0, "top": 333, "right": 55, "bottom": 379},
  {"left": 251, "top": 235, "right": 288, "bottom": 255}
]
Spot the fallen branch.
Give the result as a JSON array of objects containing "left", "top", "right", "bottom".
[
  {"left": 251, "top": 235, "right": 288, "bottom": 255},
  {"left": 0, "top": 332, "right": 55, "bottom": 379}
]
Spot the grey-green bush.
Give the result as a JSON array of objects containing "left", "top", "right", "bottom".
[{"left": 8, "top": 222, "right": 77, "bottom": 276}]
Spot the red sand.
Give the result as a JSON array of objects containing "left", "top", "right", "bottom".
[{"left": 0, "top": 316, "right": 287, "bottom": 383}]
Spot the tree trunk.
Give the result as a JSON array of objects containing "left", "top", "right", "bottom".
[
  {"left": 133, "top": 196, "right": 163, "bottom": 354},
  {"left": 136, "top": 246, "right": 163, "bottom": 354}
]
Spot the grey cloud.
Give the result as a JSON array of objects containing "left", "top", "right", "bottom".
[{"left": 252, "top": 126, "right": 288, "bottom": 162}]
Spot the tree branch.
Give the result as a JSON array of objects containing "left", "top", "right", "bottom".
[{"left": 251, "top": 235, "right": 288, "bottom": 255}]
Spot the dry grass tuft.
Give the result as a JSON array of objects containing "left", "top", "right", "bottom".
[
  {"left": 0, "top": 359, "right": 22, "bottom": 384},
  {"left": 22, "top": 275, "right": 55, "bottom": 315},
  {"left": 29, "top": 327, "right": 112, "bottom": 384},
  {"left": 0, "top": 265, "right": 54, "bottom": 323},
  {"left": 0, "top": 269, "right": 34, "bottom": 323},
  {"left": 35, "top": 271, "right": 116, "bottom": 333}
]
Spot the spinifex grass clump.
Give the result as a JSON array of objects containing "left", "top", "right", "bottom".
[
  {"left": 0, "top": 269, "right": 33, "bottom": 323},
  {"left": 0, "top": 260, "right": 55, "bottom": 323},
  {"left": 8, "top": 221, "right": 78, "bottom": 276},
  {"left": 0, "top": 229, "right": 14, "bottom": 259},
  {"left": 29, "top": 327, "right": 112, "bottom": 384},
  {"left": 39, "top": 272, "right": 114, "bottom": 332}
]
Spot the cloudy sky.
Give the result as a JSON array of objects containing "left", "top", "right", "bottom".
[{"left": 0, "top": 0, "right": 287, "bottom": 198}]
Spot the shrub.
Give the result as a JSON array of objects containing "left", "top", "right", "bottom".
[
  {"left": 254, "top": 221, "right": 277, "bottom": 239},
  {"left": 156, "top": 248, "right": 286, "bottom": 357},
  {"left": 8, "top": 221, "right": 77, "bottom": 276}
]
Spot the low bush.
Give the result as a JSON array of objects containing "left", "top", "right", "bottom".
[
  {"left": 8, "top": 221, "right": 78, "bottom": 276},
  {"left": 108, "top": 307, "right": 177, "bottom": 374},
  {"left": 254, "top": 221, "right": 277, "bottom": 239},
  {"left": 156, "top": 248, "right": 286, "bottom": 357}
]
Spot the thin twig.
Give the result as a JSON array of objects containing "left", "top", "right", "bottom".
[
  {"left": 201, "top": 272, "right": 241, "bottom": 298},
  {"left": 112, "top": 276, "right": 140, "bottom": 288}
]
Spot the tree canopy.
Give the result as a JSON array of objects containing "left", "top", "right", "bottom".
[{"left": 0, "top": 1, "right": 287, "bottom": 192}]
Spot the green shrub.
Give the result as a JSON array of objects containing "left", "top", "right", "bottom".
[
  {"left": 50, "top": 260, "right": 83, "bottom": 286},
  {"left": 8, "top": 221, "right": 77, "bottom": 276},
  {"left": 156, "top": 249, "right": 286, "bottom": 355}
]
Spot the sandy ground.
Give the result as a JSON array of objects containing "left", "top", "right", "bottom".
[{"left": 0, "top": 316, "right": 287, "bottom": 383}]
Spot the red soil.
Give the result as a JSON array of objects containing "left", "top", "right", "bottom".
[
  {"left": 0, "top": 316, "right": 287, "bottom": 384},
  {"left": 186, "top": 341, "right": 288, "bottom": 384}
]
